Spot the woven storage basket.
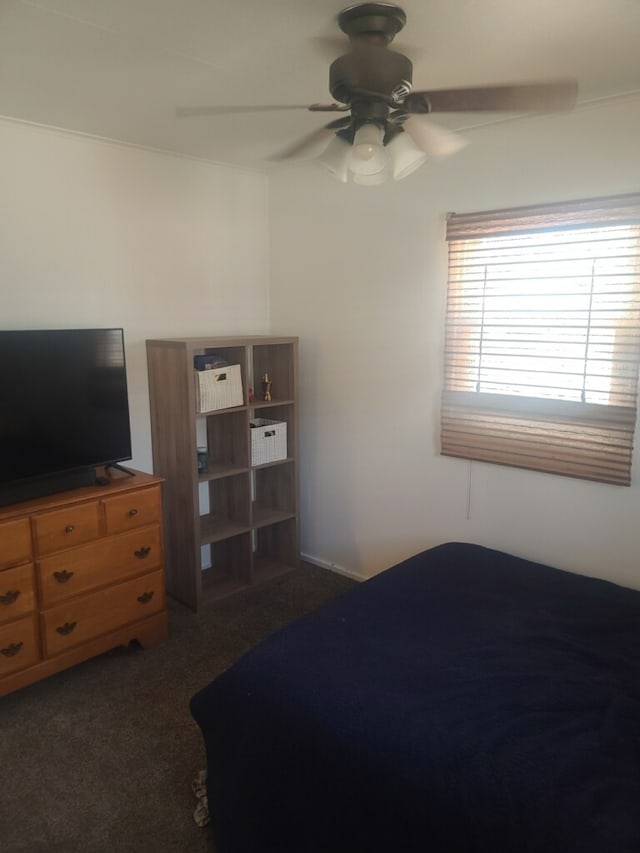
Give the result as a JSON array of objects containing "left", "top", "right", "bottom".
[
  {"left": 251, "top": 418, "right": 287, "bottom": 465},
  {"left": 195, "top": 364, "right": 243, "bottom": 413}
]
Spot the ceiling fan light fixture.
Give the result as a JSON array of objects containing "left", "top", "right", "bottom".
[
  {"left": 349, "top": 123, "right": 388, "bottom": 176},
  {"left": 387, "top": 131, "right": 428, "bottom": 180},
  {"left": 317, "top": 135, "right": 351, "bottom": 182},
  {"left": 352, "top": 170, "right": 389, "bottom": 186}
]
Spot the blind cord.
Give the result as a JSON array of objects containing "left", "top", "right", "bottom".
[
  {"left": 476, "top": 265, "right": 488, "bottom": 392},
  {"left": 581, "top": 258, "right": 597, "bottom": 403}
]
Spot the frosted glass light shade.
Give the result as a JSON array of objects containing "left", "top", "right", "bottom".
[
  {"left": 387, "top": 132, "right": 428, "bottom": 180},
  {"left": 317, "top": 136, "right": 350, "bottom": 182},
  {"left": 349, "top": 124, "right": 388, "bottom": 176},
  {"left": 353, "top": 170, "right": 388, "bottom": 186}
]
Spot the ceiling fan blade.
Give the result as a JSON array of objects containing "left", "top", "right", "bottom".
[
  {"left": 309, "top": 103, "right": 350, "bottom": 112},
  {"left": 406, "top": 79, "right": 578, "bottom": 114},
  {"left": 176, "top": 104, "right": 345, "bottom": 118},
  {"left": 267, "top": 117, "right": 351, "bottom": 161},
  {"left": 403, "top": 116, "right": 468, "bottom": 159}
]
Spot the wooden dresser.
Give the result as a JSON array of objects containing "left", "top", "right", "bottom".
[{"left": 0, "top": 468, "right": 168, "bottom": 696}]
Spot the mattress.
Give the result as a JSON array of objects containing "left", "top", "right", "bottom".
[{"left": 190, "top": 542, "right": 640, "bottom": 852}]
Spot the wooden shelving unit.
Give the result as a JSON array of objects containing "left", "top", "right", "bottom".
[{"left": 145, "top": 335, "right": 299, "bottom": 611}]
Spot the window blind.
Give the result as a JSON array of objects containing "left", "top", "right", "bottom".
[{"left": 442, "top": 193, "right": 640, "bottom": 485}]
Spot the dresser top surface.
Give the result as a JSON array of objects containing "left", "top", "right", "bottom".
[{"left": 0, "top": 469, "right": 163, "bottom": 521}]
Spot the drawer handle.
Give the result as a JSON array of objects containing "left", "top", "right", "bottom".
[
  {"left": 56, "top": 621, "right": 77, "bottom": 636},
  {"left": 1, "top": 641, "right": 23, "bottom": 658},
  {"left": 53, "top": 570, "right": 74, "bottom": 584},
  {"left": 65, "top": 525, "right": 75, "bottom": 534},
  {"left": 0, "top": 589, "right": 20, "bottom": 605},
  {"left": 137, "top": 591, "right": 154, "bottom": 604},
  {"left": 128, "top": 508, "right": 139, "bottom": 517},
  {"left": 134, "top": 546, "right": 151, "bottom": 559}
]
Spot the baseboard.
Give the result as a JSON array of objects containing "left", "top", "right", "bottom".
[{"left": 301, "top": 552, "right": 363, "bottom": 582}]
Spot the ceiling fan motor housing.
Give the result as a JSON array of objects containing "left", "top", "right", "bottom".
[
  {"left": 329, "top": 50, "right": 413, "bottom": 104},
  {"left": 331, "top": 3, "right": 411, "bottom": 104}
]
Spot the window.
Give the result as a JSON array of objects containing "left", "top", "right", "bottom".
[{"left": 441, "top": 193, "right": 640, "bottom": 485}]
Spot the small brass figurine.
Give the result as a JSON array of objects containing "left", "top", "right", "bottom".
[{"left": 262, "top": 372, "right": 272, "bottom": 401}]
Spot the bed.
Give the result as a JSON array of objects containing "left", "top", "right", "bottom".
[{"left": 190, "top": 542, "right": 640, "bottom": 852}]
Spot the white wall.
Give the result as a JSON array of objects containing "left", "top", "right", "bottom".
[
  {"left": 0, "top": 118, "right": 270, "bottom": 474},
  {"left": 268, "top": 96, "right": 640, "bottom": 589}
]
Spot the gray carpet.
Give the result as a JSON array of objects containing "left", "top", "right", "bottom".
[{"left": 0, "top": 564, "right": 356, "bottom": 853}]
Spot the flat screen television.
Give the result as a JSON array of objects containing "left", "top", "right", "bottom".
[{"left": 0, "top": 328, "right": 133, "bottom": 506}]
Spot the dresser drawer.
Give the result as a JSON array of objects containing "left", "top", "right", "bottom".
[
  {"left": 33, "top": 501, "right": 101, "bottom": 556},
  {"left": 0, "top": 518, "right": 32, "bottom": 569},
  {"left": 0, "top": 615, "right": 40, "bottom": 676},
  {"left": 38, "top": 525, "right": 162, "bottom": 608},
  {"left": 0, "top": 564, "right": 35, "bottom": 624},
  {"left": 102, "top": 486, "right": 162, "bottom": 535},
  {"left": 42, "top": 570, "right": 165, "bottom": 657}
]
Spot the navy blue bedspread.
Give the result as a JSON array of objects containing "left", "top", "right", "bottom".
[{"left": 190, "top": 542, "right": 640, "bottom": 852}]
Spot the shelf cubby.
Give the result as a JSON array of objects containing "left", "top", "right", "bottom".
[
  {"left": 252, "top": 461, "right": 296, "bottom": 523},
  {"left": 202, "top": 533, "right": 252, "bottom": 600},
  {"left": 251, "top": 403, "right": 296, "bottom": 464},
  {"left": 253, "top": 518, "right": 299, "bottom": 583},
  {"left": 203, "top": 409, "right": 249, "bottom": 474},
  {"left": 252, "top": 343, "right": 295, "bottom": 403}
]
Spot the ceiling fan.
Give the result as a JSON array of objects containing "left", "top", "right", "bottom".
[{"left": 177, "top": 3, "right": 578, "bottom": 184}]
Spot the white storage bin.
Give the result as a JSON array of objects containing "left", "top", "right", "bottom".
[
  {"left": 195, "top": 364, "right": 243, "bottom": 413},
  {"left": 251, "top": 418, "right": 287, "bottom": 465}
]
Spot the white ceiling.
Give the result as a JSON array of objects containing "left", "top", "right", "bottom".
[{"left": 1, "top": 0, "right": 639, "bottom": 168}]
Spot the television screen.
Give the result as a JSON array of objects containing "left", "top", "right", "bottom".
[{"left": 0, "top": 328, "right": 132, "bottom": 499}]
